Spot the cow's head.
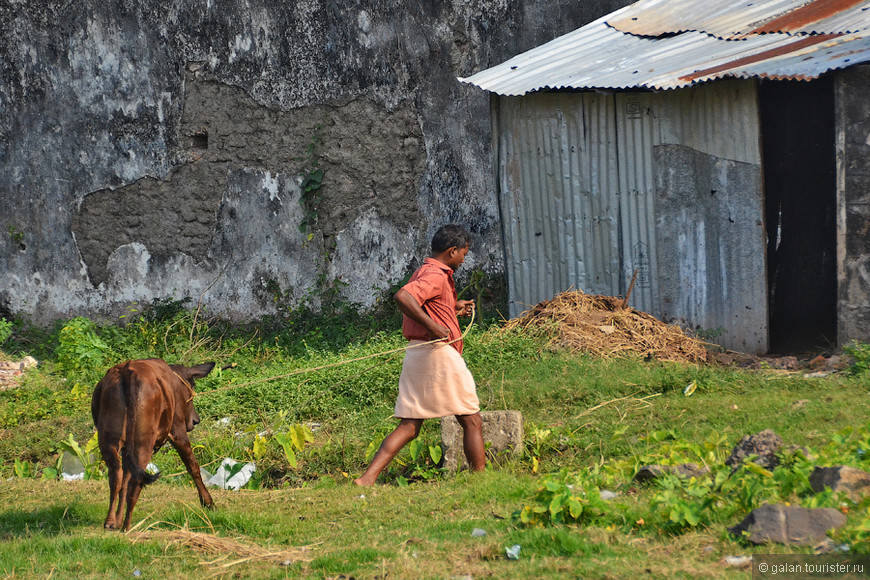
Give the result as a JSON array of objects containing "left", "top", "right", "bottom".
[{"left": 171, "top": 362, "right": 216, "bottom": 432}]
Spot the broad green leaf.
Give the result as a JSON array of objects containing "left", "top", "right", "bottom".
[
  {"left": 544, "top": 479, "right": 563, "bottom": 492},
  {"left": 745, "top": 462, "right": 774, "bottom": 477},
  {"left": 85, "top": 431, "right": 100, "bottom": 454},
  {"left": 549, "top": 492, "right": 567, "bottom": 516},
  {"left": 252, "top": 434, "right": 268, "bottom": 459},
  {"left": 226, "top": 461, "right": 246, "bottom": 479},
  {"left": 365, "top": 437, "right": 382, "bottom": 462},
  {"left": 567, "top": 498, "right": 584, "bottom": 520},
  {"left": 273, "top": 433, "right": 298, "bottom": 468},
  {"left": 409, "top": 438, "right": 422, "bottom": 461},
  {"left": 519, "top": 506, "right": 533, "bottom": 524},
  {"left": 58, "top": 433, "right": 83, "bottom": 457}
]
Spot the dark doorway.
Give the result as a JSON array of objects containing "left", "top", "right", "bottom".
[{"left": 760, "top": 77, "right": 837, "bottom": 354}]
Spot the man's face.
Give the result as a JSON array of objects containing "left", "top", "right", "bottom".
[{"left": 446, "top": 245, "right": 469, "bottom": 270}]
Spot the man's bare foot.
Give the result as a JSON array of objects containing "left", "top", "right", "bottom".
[{"left": 353, "top": 476, "right": 375, "bottom": 486}]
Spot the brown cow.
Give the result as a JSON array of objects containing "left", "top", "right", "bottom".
[{"left": 91, "top": 359, "right": 215, "bottom": 531}]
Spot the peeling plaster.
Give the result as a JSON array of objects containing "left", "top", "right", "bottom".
[{"left": 0, "top": 0, "right": 630, "bottom": 323}]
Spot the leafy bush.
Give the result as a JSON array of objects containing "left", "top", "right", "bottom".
[
  {"left": 54, "top": 317, "right": 111, "bottom": 379},
  {"left": 833, "top": 503, "right": 870, "bottom": 553},
  {"left": 139, "top": 297, "right": 193, "bottom": 323},
  {"left": 845, "top": 341, "right": 870, "bottom": 376},
  {"left": 649, "top": 472, "right": 717, "bottom": 531},
  {"left": 517, "top": 469, "right": 609, "bottom": 526},
  {"left": 358, "top": 421, "right": 446, "bottom": 486},
  {"left": 516, "top": 430, "right": 849, "bottom": 538},
  {"left": 0, "top": 317, "right": 12, "bottom": 345},
  {"left": 0, "top": 381, "right": 91, "bottom": 428}
]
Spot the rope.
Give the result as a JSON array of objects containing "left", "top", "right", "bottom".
[
  {"left": 195, "top": 305, "right": 476, "bottom": 398},
  {"left": 172, "top": 371, "right": 195, "bottom": 397}
]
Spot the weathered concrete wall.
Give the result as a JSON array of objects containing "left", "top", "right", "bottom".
[
  {"left": 837, "top": 65, "right": 870, "bottom": 345},
  {"left": 0, "top": 0, "right": 630, "bottom": 323},
  {"left": 655, "top": 145, "right": 766, "bottom": 354}
]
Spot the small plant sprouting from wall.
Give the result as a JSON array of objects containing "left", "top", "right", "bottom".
[
  {"left": 7, "top": 225, "right": 25, "bottom": 251},
  {"left": 298, "top": 169, "right": 324, "bottom": 234},
  {"left": 296, "top": 124, "right": 325, "bottom": 235}
]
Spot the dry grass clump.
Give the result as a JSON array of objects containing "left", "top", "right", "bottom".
[
  {"left": 504, "top": 290, "right": 709, "bottom": 364},
  {"left": 130, "top": 526, "right": 315, "bottom": 570}
]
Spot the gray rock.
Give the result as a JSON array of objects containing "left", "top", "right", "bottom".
[
  {"left": 633, "top": 463, "right": 710, "bottom": 483},
  {"left": 723, "top": 555, "right": 752, "bottom": 568},
  {"left": 728, "top": 504, "right": 847, "bottom": 546},
  {"left": 441, "top": 411, "right": 523, "bottom": 472},
  {"left": 726, "top": 429, "right": 783, "bottom": 470},
  {"left": 810, "top": 466, "right": 870, "bottom": 501}
]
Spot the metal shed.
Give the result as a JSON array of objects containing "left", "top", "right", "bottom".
[{"left": 460, "top": 0, "right": 870, "bottom": 354}]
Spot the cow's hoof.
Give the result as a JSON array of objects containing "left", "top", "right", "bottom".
[{"left": 104, "top": 522, "right": 117, "bottom": 530}]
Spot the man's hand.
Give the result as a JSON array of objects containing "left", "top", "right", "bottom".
[
  {"left": 456, "top": 299, "right": 475, "bottom": 317},
  {"left": 395, "top": 288, "right": 450, "bottom": 341},
  {"left": 428, "top": 322, "right": 451, "bottom": 341}
]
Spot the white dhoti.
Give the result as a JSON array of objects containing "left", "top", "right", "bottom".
[{"left": 394, "top": 341, "right": 480, "bottom": 419}]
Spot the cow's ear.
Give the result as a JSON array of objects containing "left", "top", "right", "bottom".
[{"left": 188, "top": 362, "right": 216, "bottom": 379}]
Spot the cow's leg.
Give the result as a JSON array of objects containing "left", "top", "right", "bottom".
[
  {"left": 121, "top": 444, "right": 155, "bottom": 531},
  {"left": 100, "top": 438, "right": 123, "bottom": 530},
  {"left": 121, "top": 476, "right": 143, "bottom": 532},
  {"left": 116, "top": 467, "right": 132, "bottom": 528},
  {"left": 171, "top": 436, "right": 214, "bottom": 508}
]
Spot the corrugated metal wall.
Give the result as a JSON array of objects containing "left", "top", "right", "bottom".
[
  {"left": 496, "top": 93, "right": 621, "bottom": 314},
  {"left": 494, "top": 80, "right": 769, "bottom": 352},
  {"left": 614, "top": 93, "right": 661, "bottom": 314}
]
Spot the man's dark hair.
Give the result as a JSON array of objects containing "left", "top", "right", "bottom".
[{"left": 431, "top": 224, "right": 472, "bottom": 254}]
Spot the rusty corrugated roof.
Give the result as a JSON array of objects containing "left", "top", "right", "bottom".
[
  {"left": 608, "top": 0, "right": 870, "bottom": 38},
  {"left": 459, "top": 0, "right": 870, "bottom": 94}
]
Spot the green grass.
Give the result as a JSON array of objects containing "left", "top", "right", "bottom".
[
  {"left": 1, "top": 308, "right": 870, "bottom": 577},
  {"left": 0, "top": 475, "right": 749, "bottom": 579}
]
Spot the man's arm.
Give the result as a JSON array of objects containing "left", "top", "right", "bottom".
[{"left": 395, "top": 288, "right": 449, "bottom": 340}]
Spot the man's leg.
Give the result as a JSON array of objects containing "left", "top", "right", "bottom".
[
  {"left": 456, "top": 412, "right": 485, "bottom": 472},
  {"left": 354, "top": 418, "right": 423, "bottom": 486}
]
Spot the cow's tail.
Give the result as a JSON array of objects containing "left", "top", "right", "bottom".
[{"left": 120, "top": 363, "right": 161, "bottom": 485}]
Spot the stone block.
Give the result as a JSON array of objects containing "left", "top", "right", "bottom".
[
  {"left": 634, "top": 463, "right": 710, "bottom": 483},
  {"left": 441, "top": 411, "right": 524, "bottom": 472},
  {"left": 810, "top": 466, "right": 870, "bottom": 502},
  {"left": 725, "top": 429, "right": 783, "bottom": 470},
  {"left": 728, "top": 504, "right": 846, "bottom": 546}
]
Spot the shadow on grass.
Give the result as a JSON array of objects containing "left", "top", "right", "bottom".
[{"left": 0, "top": 502, "right": 98, "bottom": 537}]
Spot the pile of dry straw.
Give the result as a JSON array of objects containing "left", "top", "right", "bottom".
[
  {"left": 130, "top": 527, "right": 314, "bottom": 570},
  {"left": 504, "top": 290, "right": 709, "bottom": 364}
]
